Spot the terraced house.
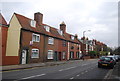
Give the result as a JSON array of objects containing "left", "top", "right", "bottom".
[
  {"left": 5, "top": 12, "right": 82, "bottom": 65},
  {"left": 0, "top": 13, "right": 9, "bottom": 65}
]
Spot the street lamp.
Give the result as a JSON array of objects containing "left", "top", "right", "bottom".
[
  {"left": 82, "top": 30, "right": 91, "bottom": 56},
  {"left": 83, "top": 30, "right": 91, "bottom": 37}
]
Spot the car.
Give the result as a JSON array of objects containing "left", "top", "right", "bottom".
[
  {"left": 107, "top": 55, "right": 117, "bottom": 64},
  {"left": 98, "top": 56, "right": 116, "bottom": 69},
  {"left": 114, "top": 55, "right": 119, "bottom": 62}
]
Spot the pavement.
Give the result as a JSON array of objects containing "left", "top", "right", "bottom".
[{"left": 107, "top": 61, "right": 120, "bottom": 80}]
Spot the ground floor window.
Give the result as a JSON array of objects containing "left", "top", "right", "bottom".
[
  {"left": 70, "top": 51, "right": 74, "bottom": 59},
  {"left": 76, "top": 52, "right": 80, "bottom": 58},
  {"left": 48, "top": 50, "right": 54, "bottom": 59},
  {"left": 62, "top": 51, "right": 66, "bottom": 59},
  {"left": 31, "top": 49, "right": 39, "bottom": 58}
]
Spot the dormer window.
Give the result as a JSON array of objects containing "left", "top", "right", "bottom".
[
  {"left": 71, "top": 36, "right": 74, "bottom": 40},
  {"left": 30, "top": 20, "right": 36, "bottom": 27},
  {"left": 44, "top": 26, "right": 50, "bottom": 32},
  {"left": 57, "top": 29, "right": 63, "bottom": 35}
]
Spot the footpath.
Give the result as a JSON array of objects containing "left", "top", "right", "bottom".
[{"left": 107, "top": 61, "right": 120, "bottom": 80}]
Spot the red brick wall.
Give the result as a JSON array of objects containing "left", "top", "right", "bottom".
[{"left": 21, "top": 30, "right": 45, "bottom": 63}]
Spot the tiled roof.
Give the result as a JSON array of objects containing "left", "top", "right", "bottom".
[
  {"left": 0, "top": 13, "right": 7, "bottom": 25},
  {"left": 15, "top": 13, "right": 79, "bottom": 43}
]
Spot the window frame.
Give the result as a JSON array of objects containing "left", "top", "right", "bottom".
[
  {"left": 32, "top": 33, "right": 40, "bottom": 42},
  {"left": 47, "top": 50, "right": 54, "bottom": 59},
  {"left": 30, "top": 20, "right": 36, "bottom": 27},
  {"left": 31, "top": 49, "right": 39, "bottom": 58},
  {"left": 62, "top": 51, "right": 66, "bottom": 59},
  {"left": 48, "top": 37, "right": 54, "bottom": 45}
]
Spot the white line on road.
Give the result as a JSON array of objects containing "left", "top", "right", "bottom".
[
  {"left": 77, "top": 75, "right": 79, "bottom": 77},
  {"left": 59, "top": 66, "right": 76, "bottom": 71},
  {"left": 21, "top": 73, "right": 46, "bottom": 80},
  {"left": 85, "top": 70, "right": 88, "bottom": 72},
  {"left": 70, "top": 77, "right": 74, "bottom": 79},
  {"left": 81, "top": 64, "right": 87, "bottom": 66}
]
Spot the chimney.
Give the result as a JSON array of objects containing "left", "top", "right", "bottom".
[
  {"left": 60, "top": 21, "right": 66, "bottom": 33},
  {"left": 75, "top": 34, "right": 78, "bottom": 39},
  {"left": 34, "top": 12, "right": 43, "bottom": 25}
]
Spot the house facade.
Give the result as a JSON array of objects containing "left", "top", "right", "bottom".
[
  {"left": 5, "top": 12, "right": 82, "bottom": 65},
  {"left": 0, "top": 13, "right": 9, "bottom": 65}
]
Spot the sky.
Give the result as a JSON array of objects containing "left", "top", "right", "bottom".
[{"left": 0, "top": 0, "right": 119, "bottom": 48}]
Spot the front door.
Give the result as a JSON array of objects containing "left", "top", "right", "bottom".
[
  {"left": 21, "top": 50, "right": 27, "bottom": 64},
  {"left": 54, "top": 51, "right": 58, "bottom": 61}
]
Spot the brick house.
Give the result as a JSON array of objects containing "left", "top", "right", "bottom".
[
  {"left": 5, "top": 12, "right": 82, "bottom": 65},
  {"left": 0, "top": 13, "right": 9, "bottom": 65}
]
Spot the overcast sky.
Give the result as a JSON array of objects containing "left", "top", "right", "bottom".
[{"left": 0, "top": 0, "right": 119, "bottom": 48}]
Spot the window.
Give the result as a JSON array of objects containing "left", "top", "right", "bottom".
[
  {"left": 62, "top": 52, "right": 66, "bottom": 59},
  {"left": 48, "top": 50, "right": 54, "bottom": 59},
  {"left": 76, "top": 52, "right": 80, "bottom": 58},
  {"left": 63, "top": 41, "right": 66, "bottom": 47},
  {"left": 70, "top": 51, "right": 74, "bottom": 59},
  {"left": 31, "top": 49, "right": 39, "bottom": 58},
  {"left": 57, "top": 29, "right": 63, "bottom": 35},
  {"left": 44, "top": 26, "right": 50, "bottom": 32},
  {"left": 32, "top": 33, "right": 40, "bottom": 42},
  {"left": 71, "top": 36, "right": 74, "bottom": 40},
  {"left": 30, "top": 20, "right": 36, "bottom": 27},
  {"left": 48, "top": 37, "right": 54, "bottom": 44}
]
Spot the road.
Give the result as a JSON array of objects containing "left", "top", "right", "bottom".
[{"left": 2, "top": 59, "right": 111, "bottom": 80}]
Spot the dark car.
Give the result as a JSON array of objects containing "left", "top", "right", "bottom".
[{"left": 98, "top": 56, "right": 116, "bottom": 69}]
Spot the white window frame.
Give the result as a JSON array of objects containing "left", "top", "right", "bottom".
[
  {"left": 47, "top": 50, "right": 54, "bottom": 59},
  {"left": 32, "top": 33, "right": 40, "bottom": 42},
  {"left": 31, "top": 49, "right": 39, "bottom": 58},
  {"left": 48, "top": 37, "right": 54, "bottom": 45},
  {"left": 62, "top": 52, "right": 66, "bottom": 59},
  {"left": 30, "top": 20, "right": 36, "bottom": 27},
  {"left": 44, "top": 26, "right": 50, "bottom": 32},
  {"left": 71, "top": 36, "right": 74, "bottom": 40},
  {"left": 57, "top": 29, "right": 63, "bottom": 35}
]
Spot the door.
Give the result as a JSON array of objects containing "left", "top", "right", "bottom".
[
  {"left": 21, "top": 50, "right": 27, "bottom": 64},
  {"left": 54, "top": 51, "right": 58, "bottom": 61}
]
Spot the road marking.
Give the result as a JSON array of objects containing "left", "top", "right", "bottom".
[
  {"left": 77, "top": 75, "right": 79, "bottom": 77},
  {"left": 59, "top": 66, "right": 76, "bottom": 71},
  {"left": 82, "top": 64, "right": 87, "bottom": 66},
  {"left": 85, "top": 70, "right": 88, "bottom": 72},
  {"left": 70, "top": 77, "right": 74, "bottom": 79},
  {"left": 21, "top": 74, "right": 46, "bottom": 80}
]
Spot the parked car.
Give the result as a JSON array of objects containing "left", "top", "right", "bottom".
[
  {"left": 114, "top": 55, "right": 119, "bottom": 62},
  {"left": 98, "top": 56, "right": 116, "bottom": 69},
  {"left": 107, "top": 55, "right": 117, "bottom": 63}
]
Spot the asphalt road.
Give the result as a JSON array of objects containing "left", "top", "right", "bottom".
[{"left": 2, "top": 59, "right": 111, "bottom": 80}]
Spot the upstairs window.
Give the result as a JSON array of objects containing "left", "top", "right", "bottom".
[
  {"left": 57, "top": 29, "right": 63, "bottom": 35},
  {"left": 48, "top": 37, "right": 54, "bottom": 45},
  {"left": 32, "top": 33, "right": 40, "bottom": 42},
  {"left": 44, "top": 26, "right": 50, "bottom": 32},
  {"left": 30, "top": 20, "right": 36, "bottom": 27},
  {"left": 71, "top": 36, "right": 74, "bottom": 40}
]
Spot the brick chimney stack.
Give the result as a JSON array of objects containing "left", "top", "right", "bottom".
[
  {"left": 34, "top": 12, "right": 43, "bottom": 25},
  {"left": 60, "top": 21, "right": 66, "bottom": 33},
  {"left": 75, "top": 34, "right": 78, "bottom": 39}
]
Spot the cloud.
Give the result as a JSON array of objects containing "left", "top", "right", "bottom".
[{"left": 0, "top": 0, "right": 118, "bottom": 47}]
